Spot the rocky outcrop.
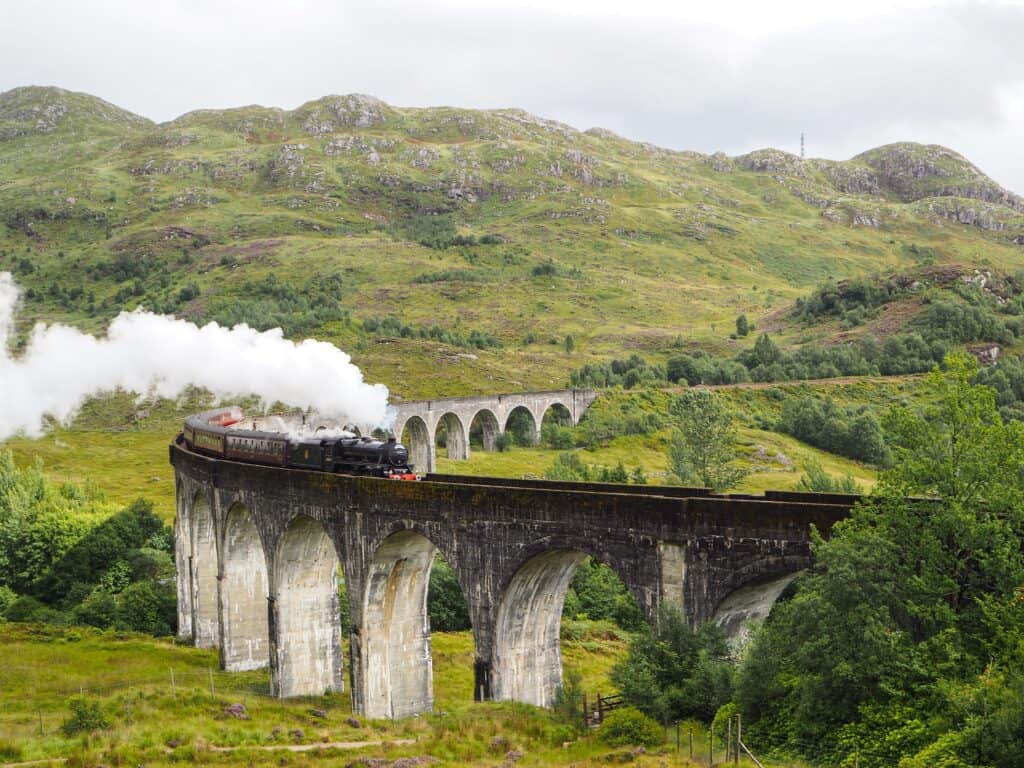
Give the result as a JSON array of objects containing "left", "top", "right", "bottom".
[
  {"left": 923, "top": 198, "right": 1010, "bottom": 231},
  {"left": 855, "top": 143, "right": 1023, "bottom": 211},
  {"left": 815, "top": 161, "right": 881, "bottom": 196},
  {"left": 736, "top": 149, "right": 807, "bottom": 177},
  {"left": 0, "top": 85, "right": 151, "bottom": 141},
  {"left": 295, "top": 94, "right": 390, "bottom": 135}
]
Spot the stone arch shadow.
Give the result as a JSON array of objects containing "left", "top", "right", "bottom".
[
  {"left": 469, "top": 408, "right": 501, "bottom": 452},
  {"left": 435, "top": 411, "right": 469, "bottom": 461},
  {"left": 503, "top": 405, "right": 540, "bottom": 446}
]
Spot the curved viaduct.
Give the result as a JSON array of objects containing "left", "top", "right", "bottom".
[
  {"left": 375, "top": 389, "right": 598, "bottom": 473},
  {"left": 171, "top": 439, "right": 854, "bottom": 718}
]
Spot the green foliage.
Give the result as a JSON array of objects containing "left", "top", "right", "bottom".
[
  {"left": 612, "top": 610, "right": 734, "bottom": 723},
  {"left": 563, "top": 559, "right": 645, "bottom": 631},
  {"left": 777, "top": 396, "right": 890, "bottom": 465},
  {"left": 793, "top": 459, "right": 861, "bottom": 494},
  {"left": 0, "top": 451, "right": 175, "bottom": 635},
  {"left": 205, "top": 273, "right": 347, "bottom": 336},
  {"left": 666, "top": 351, "right": 749, "bottom": 386},
  {"left": 551, "top": 668, "right": 586, "bottom": 733},
  {"left": 544, "top": 452, "right": 591, "bottom": 481},
  {"left": 668, "top": 390, "right": 748, "bottom": 491},
  {"left": 397, "top": 214, "right": 458, "bottom": 249},
  {"left": 596, "top": 707, "right": 665, "bottom": 748},
  {"left": 428, "top": 557, "right": 471, "bottom": 632},
  {"left": 61, "top": 695, "right": 110, "bottom": 736},
  {"left": 411, "top": 269, "right": 485, "bottom": 284},
  {"left": 795, "top": 276, "right": 906, "bottom": 323},
  {"left": 362, "top": 315, "right": 501, "bottom": 350},
  {"left": 734, "top": 353, "right": 1024, "bottom": 767},
  {"left": 573, "top": 392, "right": 665, "bottom": 448},
  {"left": 570, "top": 355, "right": 666, "bottom": 389},
  {"left": 564, "top": 334, "right": 575, "bottom": 354},
  {"left": 735, "top": 314, "right": 750, "bottom": 337}
]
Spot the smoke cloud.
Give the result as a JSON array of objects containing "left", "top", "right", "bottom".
[{"left": 0, "top": 272, "right": 392, "bottom": 440}]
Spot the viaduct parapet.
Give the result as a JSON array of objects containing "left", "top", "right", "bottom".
[
  {"left": 171, "top": 438, "right": 854, "bottom": 719},
  {"left": 379, "top": 388, "right": 598, "bottom": 473}
]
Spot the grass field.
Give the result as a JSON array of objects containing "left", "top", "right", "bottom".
[{"left": 0, "top": 621, "right": 779, "bottom": 767}]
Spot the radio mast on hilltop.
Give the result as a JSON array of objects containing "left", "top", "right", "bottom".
[{"left": 800, "top": 132, "right": 805, "bottom": 159}]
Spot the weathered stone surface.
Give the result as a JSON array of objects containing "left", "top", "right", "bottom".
[{"left": 172, "top": 440, "right": 853, "bottom": 717}]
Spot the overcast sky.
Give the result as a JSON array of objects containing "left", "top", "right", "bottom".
[{"left": 3, "top": 0, "right": 1023, "bottom": 192}]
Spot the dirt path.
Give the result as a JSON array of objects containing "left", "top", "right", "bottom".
[{"left": 661, "top": 373, "right": 925, "bottom": 394}]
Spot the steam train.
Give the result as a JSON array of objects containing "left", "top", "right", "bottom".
[{"left": 182, "top": 408, "right": 417, "bottom": 480}]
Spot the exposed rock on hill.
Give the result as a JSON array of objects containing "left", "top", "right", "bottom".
[{"left": 0, "top": 86, "right": 152, "bottom": 141}]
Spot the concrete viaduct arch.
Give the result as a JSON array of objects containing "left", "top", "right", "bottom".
[
  {"left": 386, "top": 389, "right": 598, "bottom": 473},
  {"left": 172, "top": 442, "right": 854, "bottom": 718}
]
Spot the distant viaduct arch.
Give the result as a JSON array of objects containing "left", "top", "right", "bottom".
[
  {"left": 172, "top": 438, "right": 855, "bottom": 718},
  {"left": 380, "top": 389, "right": 598, "bottom": 473}
]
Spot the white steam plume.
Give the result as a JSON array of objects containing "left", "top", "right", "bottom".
[{"left": 0, "top": 272, "right": 392, "bottom": 440}]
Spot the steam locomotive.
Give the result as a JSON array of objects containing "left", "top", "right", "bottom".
[{"left": 182, "top": 408, "right": 417, "bottom": 480}]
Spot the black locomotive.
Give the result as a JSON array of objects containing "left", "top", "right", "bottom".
[{"left": 182, "top": 408, "right": 417, "bottom": 480}]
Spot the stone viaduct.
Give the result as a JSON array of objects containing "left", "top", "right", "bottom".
[
  {"left": 364, "top": 389, "right": 598, "bottom": 473},
  {"left": 171, "top": 437, "right": 855, "bottom": 719}
]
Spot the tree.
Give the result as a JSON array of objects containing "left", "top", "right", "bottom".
[
  {"left": 564, "top": 334, "right": 576, "bottom": 354},
  {"left": 612, "top": 609, "right": 734, "bottom": 723},
  {"left": 667, "top": 390, "right": 748, "bottom": 491},
  {"left": 734, "top": 353, "right": 1024, "bottom": 766},
  {"left": 735, "top": 314, "right": 750, "bottom": 337}
]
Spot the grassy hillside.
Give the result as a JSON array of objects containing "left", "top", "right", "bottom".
[
  {"left": 2, "top": 86, "right": 1024, "bottom": 398},
  {"left": 0, "top": 622, "right": 636, "bottom": 766}
]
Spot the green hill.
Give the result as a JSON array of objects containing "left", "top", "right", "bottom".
[{"left": 2, "top": 86, "right": 1023, "bottom": 397}]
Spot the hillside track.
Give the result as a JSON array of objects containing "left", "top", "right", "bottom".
[{"left": 662, "top": 373, "right": 927, "bottom": 394}]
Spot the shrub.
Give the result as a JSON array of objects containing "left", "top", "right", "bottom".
[
  {"left": 398, "top": 214, "right": 458, "bottom": 249},
  {"left": 597, "top": 707, "right": 665, "bottom": 747},
  {"left": 793, "top": 460, "right": 861, "bottom": 494},
  {"left": 494, "top": 432, "right": 514, "bottom": 452},
  {"left": 61, "top": 696, "right": 110, "bottom": 736},
  {"left": 544, "top": 452, "right": 591, "bottom": 481}
]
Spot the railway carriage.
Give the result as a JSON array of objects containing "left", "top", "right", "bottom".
[{"left": 182, "top": 408, "right": 416, "bottom": 479}]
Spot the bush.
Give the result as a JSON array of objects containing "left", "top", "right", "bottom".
[
  {"left": 597, "top": 707, "right": 665, "bottom": 747},
  {"left": 61, "top": 696, "right": 110, "bottom": 736},
  {"left": 793, "top": 460, "right": 861, "bottom": 494},
  {"left": 494, "top": 432, "right": 514, "bottom": 452},
  {"left": 544, "top": 452, "right": 591, "bottom": 481},
  {"left": 612, "top": 610, "right": 734, "bottom": 723},
  {"left": 398, "top": 214, "right": 458, "bottom": 249}
]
